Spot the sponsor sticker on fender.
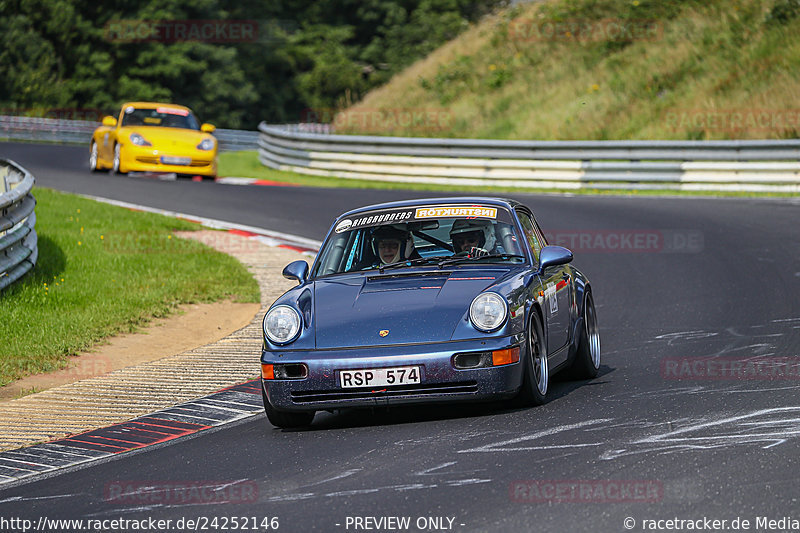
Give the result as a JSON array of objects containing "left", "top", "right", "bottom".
[{"left": 415, "top": 206, "right": 497, "bottom": 219}]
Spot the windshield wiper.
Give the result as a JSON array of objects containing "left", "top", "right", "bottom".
[
  {"left": 436, "top": 253, "right": 525, "bottom": 268},
  {"left": 378, "top": 256, "right": 450, "bottom": 273},
  {"left": 374, "top": 253, "right": 524, "bottom": 273}
]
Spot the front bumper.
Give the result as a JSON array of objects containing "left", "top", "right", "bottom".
[
  {"left": 261, "top": 335, "right": 525, "bottom": 412},
  {"left": 121, "top": 145, "right": 217, "bottom": 177}
]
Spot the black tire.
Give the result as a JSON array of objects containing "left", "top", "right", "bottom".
[
  {"left": 517, "top": 309, "right": 549, "bottom": 406},
  {"left": 567, "top": 291, "right": 601, "bottom": 380},
  {"left": 261, "top": 386, "right": 315, "bottom": 428}
]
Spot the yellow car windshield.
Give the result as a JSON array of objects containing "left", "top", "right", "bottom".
[{"left": 121, "top": 107, "right": 200, "bottom": 130}]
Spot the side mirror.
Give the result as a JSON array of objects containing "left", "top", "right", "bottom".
[
  {"left": 200, "top": 123, "right": 216, "bottom": 133},
  {"left": 282, "top": 260, "right": 309, "bottom": 284},
  {"left": 102, "top": 116, "right": 117, "bottom": 127},
  {"left": 537, "top": 245, "right": 573, "bottom": 274}
]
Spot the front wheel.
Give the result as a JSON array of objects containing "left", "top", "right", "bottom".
[
  {"left": 567, "top": 291, "right": 601, "bottom": 379},
  {"left": 112, "top": 144, "right": 126, "bottom": 174},
  {"left": 262, "top": 386, "right": 315, "bottom": 428},
  {"left": 518, "top": 310, "right": 549, "bottom": 406}
]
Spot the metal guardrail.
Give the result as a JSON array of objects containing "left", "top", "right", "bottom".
[
  {"left": 0, "top": 115, "right": 259, "bottom": 152},
  {"left": 0, "top": 160, "right": 37, "bottom": 291},
  {"left": 258, "top": 123, "right": 800, "bottom": 192}
]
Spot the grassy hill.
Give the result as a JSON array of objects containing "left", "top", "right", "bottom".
[{"left": 334, "top": 0, "right": 800, "bottom": 140}]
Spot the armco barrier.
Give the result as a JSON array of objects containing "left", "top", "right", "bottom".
[
  {"left": 258, "top": 123, "right": 800, "bottom": 193},
  {"left": 0, "top": 115, "right": 258, "bottom": 152},
  {"left": 0, "top": 160, "right": 37, "bottom": 290}
]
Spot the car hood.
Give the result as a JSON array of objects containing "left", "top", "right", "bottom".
[
  {"left": 119, "top": 126, "right": 212, "bottom": 149},
  {"left": 313, "top": 269, "right": 509, "bottom": 348}
]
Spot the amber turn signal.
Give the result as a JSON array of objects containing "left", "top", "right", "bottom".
[
  {"left": 491, "top": 346, "right": 521, "bottom": 366},
  {"left": 261, "top": 363, "right": 275, "bottom": 380}
]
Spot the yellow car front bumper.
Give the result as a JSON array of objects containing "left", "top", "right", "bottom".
[{"left": 120, "top": 145, "right": 217, "bottom": 177}]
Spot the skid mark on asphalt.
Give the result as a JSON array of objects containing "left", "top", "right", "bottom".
[
  {"left": 0, "top": 492, "right": 84, "bottom": 504},
  {"left": 456, "top": 419, "right": 611, "bottom": 453},
  {"left": 305, "top": 469, "right": 363, "bottom": 487},
  {"left": 604, "top": 384, "right": 800, "bottom": 402},
  {"left": 652, "top": 331, "right": 719, "bottom": 345},
  {"left": 601, "top": 406, "right": 800, "bottom": 460},
  {"left": 259, "top": 458, "right": 492, "bottom": 504},
  {"left": 649, "top": 321, "right": 797, "bottom": 351},
  {"left": 449, "top": 407, "right": 800, "bottom": 461}
]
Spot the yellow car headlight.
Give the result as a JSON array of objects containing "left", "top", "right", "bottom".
[
  {"left": 197, "top": 138, "right": 216, "bottom": 151},
  {"left": 130, "top": 133, "right": 152, "bottom": 146}
]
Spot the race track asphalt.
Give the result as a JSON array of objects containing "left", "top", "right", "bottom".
[{"left": 2, "top": 142, "right": 799, "bottom": 532}]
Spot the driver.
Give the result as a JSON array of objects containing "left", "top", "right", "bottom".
[
  {"left": 371, "top": 224, "right": 420, "bottom": 265},
  {"left": 449, "top": 219, "right": 496, "bottom": 255}
]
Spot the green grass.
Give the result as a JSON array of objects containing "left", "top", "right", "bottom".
[
  {"left": 0, "top": 188, "right": 260, "bottom": 387},
  {"left": 336, "top": 0, "right": 800, "bottom": 141},
  {"left": 219, "top": 151, "right": 798, "bottom": 197}
]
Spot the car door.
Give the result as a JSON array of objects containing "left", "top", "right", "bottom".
[{"left": 517, "top": 210, "right": 570, "bottom": 356}]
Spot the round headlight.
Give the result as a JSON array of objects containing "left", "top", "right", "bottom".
[
  {"left": 469, "top": 293, "right": 508, "bottom": 332},
  {"left": 264, "top": 305, "right": 302, "bottom": 344},
  {"left": 197, "top": 138, "right": 215, "bottom": 151}
]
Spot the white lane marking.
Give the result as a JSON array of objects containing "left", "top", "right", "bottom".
[
  {"left": 77, "top": 194, "right": 322, "bottom": 250},
  {"left": 215, "top": 177, "right": 258, "bottom": 185},
  {"left": 457, "top": 419, "right": 611, "bottom": 453},
  {"left": 0, "top": 457, "right": 54, "bottom": 469}
]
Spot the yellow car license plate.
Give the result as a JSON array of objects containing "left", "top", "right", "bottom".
[{"left": 161, "top": 156, "right": 191, "bottom": 165}]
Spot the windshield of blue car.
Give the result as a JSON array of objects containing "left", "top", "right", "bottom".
[
  {"left": 312, "top": 206, "right": 526, "bottom": 277},
  {"left": 121, "top": 107, "right": 201, "bottom": 130}
]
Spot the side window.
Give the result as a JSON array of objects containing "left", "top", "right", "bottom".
[{"left": 517, "top": 212, "right": 542, "bottom": 262}]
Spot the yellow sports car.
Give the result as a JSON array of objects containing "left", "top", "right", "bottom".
[{"left": 90, "top": 102, "right": 218, "bottom": 179}]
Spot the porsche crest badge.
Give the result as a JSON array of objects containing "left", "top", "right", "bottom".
[{"left": 379, "top": 330, "right": 389, "bottom": 337}]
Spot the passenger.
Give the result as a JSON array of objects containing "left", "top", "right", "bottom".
[
  {"left": 371, "top": 225, "right": 420, "bottom": 265},
  {"left": 449, "top": 219, "right": 497, "bottom": 256}
]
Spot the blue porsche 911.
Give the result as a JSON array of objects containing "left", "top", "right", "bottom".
[{"left": 260, "top": 197, "right": 600, "bottom": 428}]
